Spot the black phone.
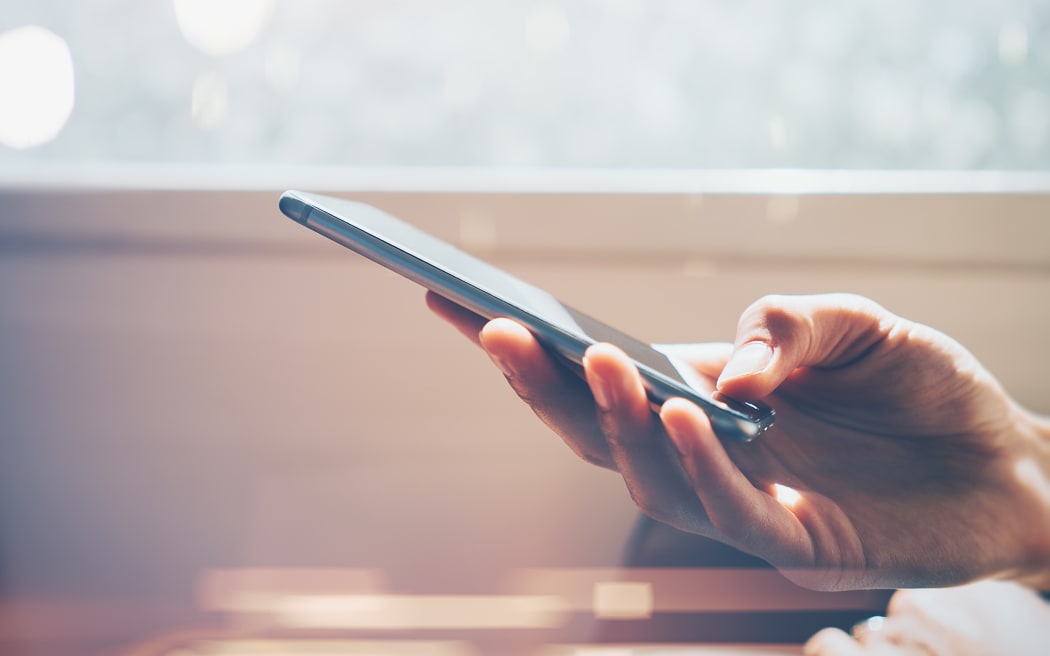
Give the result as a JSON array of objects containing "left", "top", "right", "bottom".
[{"left": 279, "top": 191, "right": 774, "bottom": 442}]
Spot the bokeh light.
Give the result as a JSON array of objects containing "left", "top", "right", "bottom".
[
  {"left": 0, "top": 25, "right": 75, "bottom": 150},
  {"left": 174, "top": 0, "right": 273, "bottom": 56},
  {"left": 998, "top": 22, "right": 1029, "bottom": 66}
]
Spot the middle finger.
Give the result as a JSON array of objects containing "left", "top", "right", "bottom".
[{"left": 583, "top": 342, "right": 712, "bottom": 533}]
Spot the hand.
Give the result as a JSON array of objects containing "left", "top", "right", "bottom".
[
  {"left": 426, "top": 292, "right": 1050, "bottom": 590},
  {"left": 805, "top": 580, "right": 1050, "bottom": 655}
]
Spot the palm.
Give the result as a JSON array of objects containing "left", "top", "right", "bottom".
[{"left": 714, "top": 329, "right": 1014, "bottom": 588}]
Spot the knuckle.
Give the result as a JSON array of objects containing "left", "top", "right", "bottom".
[
  {"left": 595, "top": 409, "right": 627, "bottom": 444},
  {"left": 507, "top": 378, "right": 545, "bottom": 408},
  {"left": 624, "top": 484, "right": 646, "bottom": 509},
  {"left": 625, "top": 487, "right": 690, "bottom": 529},
  {"left": 742, "top": 294, "right": 788, "bottom": 322},
  {"left": 763, "top": 305, "right": 807, "bottom": 340},
  {"left": 570, "top": 443, "right": 615, "bottom": 470},
  {"left": 742, "top": 294, "right": 806, "bottom": 341},
  {"left": 825, "top": 292, "right": 880, "bottom": 312},
  {"left": 595, "top": 410, "right": 652, "bottom": 455},
  {"left": 623, "top": 482, "right": 659, "bottom": 516},
  {"left": 812, "top": 293, "right": 889, "bottom": 329},
  {"left": 524, "top": 401, "right": 618, "bottom": 471},
  {"left": 634, "top": 495, "right": 674, "bottom": 525},
  {"left": 514, "top": 386, "right": 576, "bottom": 428}
]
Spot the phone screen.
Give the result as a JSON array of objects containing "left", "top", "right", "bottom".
[{"left": 279, "top": 191, "right": 774, "bottom": 441}]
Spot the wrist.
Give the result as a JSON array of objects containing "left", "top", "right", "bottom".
[{"left": 1000, "top": 406, "right": 1050, "bottom": 590}]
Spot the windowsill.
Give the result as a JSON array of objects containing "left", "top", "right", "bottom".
[{"left": 2, "top": 163, "right": 1050, "bottom": 194}]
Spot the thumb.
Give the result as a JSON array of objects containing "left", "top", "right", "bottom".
[{"left": 716, "top": 293, "right": 896, "bottom": 399}]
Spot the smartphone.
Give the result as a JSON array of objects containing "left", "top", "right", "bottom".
[{"left": 279, "top": 191, "right": 774, "bottom": 442}]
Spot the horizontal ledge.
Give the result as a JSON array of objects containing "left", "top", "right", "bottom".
[
  {"left": 4, "top": 188, "right": 1050, "bottom": 266},
  {"left": 2, "top": 163, "right": 1050, "bottom": 194},
  {"left": 1, "top": 233, "right": 1047, "bottom": 276}
]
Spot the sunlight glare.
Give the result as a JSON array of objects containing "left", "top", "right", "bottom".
[{"left": 773, "top": 483, "right": 802, "bottom": 509}]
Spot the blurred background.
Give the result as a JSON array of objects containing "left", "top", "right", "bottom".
[
  {"left": 0, "top": 2, "right": 1048, "bottom": 655},
  {"left": 2, "top": 0, "right": 1049, "bottom": 170}
]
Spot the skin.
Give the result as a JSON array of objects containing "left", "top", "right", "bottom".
[
  {"left": 426, "top": 291, "right": 1050, "bottom": 591},
  {"left": 805, "top": 580, "right": 1050, "bottom": 655}
]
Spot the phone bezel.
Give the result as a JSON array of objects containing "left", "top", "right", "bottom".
[{"left": 279, "top": 190, "right": 774, "bottom": 441}]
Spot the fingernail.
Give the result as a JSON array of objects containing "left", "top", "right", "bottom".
[
  {"left": 585, "top": 357, "right": 613, "bottom": 411},
  {"left": 718, "top": 341, "right": 773, "bottom": 385}
]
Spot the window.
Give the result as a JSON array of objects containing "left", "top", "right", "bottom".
[{"left": 2, "top": 0, "right": 1048, "bottom": 177}]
